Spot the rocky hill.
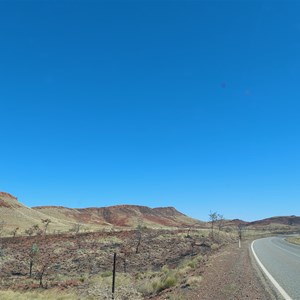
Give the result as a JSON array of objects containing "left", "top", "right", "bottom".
[
  {"left": 223, "top": 215, "right": 300, "bottom": 232},
  {"left": 33, "top": 204, "right": 201, "bottom": 228},
  {"left": 2, "top": 192, "right": 299, "bottom": 236},
  {"left": 0, "top": 192, "right": 72, "bottom": 234},
  {"left": 247, "top": 215, "right": 300, "bottom": 227},
  {"left": 0, "top": 192, "right": 202, "bottom": 235}
]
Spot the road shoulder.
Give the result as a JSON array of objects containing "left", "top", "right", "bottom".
[
  {"left": 155, "top": 240, "right": 278, "bottom": 299},
  {"left": 250, "top": 239, "right": 284, "bottom": 300}
]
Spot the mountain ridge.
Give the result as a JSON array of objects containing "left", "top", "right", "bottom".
[
  {"left": 0, "top": 192, "right": 202, "bottom": 234},
  {"left": 33, "top": 204, "right": 199, "bottom": 228},
  {"left": 1, "top": 192, "right": 299, "bottom": 235}
]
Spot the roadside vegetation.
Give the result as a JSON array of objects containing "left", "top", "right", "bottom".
[
  {"left": 0, "top": 210, "right": 299, "bottom": 299},
  {"left": 0, "top": 226, "right": 236, "bottom": 299},
  {"left": 286, "top": 235, "right": 300, "bottom": 245}
]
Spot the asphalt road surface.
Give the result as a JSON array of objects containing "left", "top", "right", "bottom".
[{"left": 252, "top": 236, "right": 300, "bottom": 300}]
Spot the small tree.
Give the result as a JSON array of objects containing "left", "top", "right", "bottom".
[
  {"left": 71, "top": 223, "right": 82, "bottom": 235},
  {"left": 41, "top": 219, "right": 51, "bottom": 235},
  {"left": 31, "top": 224, "right": 43, "bottom": 236},
  {"left": 217, "top": 214, "right": 225, "bottom": 232},
  {"left": 135, "top": 229, "right": 142, "bottom": 254},
  {"left": 186, "top": 224, "right": 195, "bottom": 237},
  {"left": 135, "top": 224, "right": 147, "bottom": 254},
  {"left": 120, "top": 244, "right": 131, "bottom": 273},
  {"left": 11, "top": 227, "right": 19, "bottom": 237},
  {"left": 25, "top": 227, "right": 34, "bottom": 236},
  {"left": 34, "top": 249, "right": 58, "bottom": 288},
  {"left": 209, "top": 211, "right": 218, "bottom": 240},
  {"left": 37, "top": 263, "right": 48, "bottom": 288},
  {"left": 29, "top": 243, "right": 39, "bottom": 278}
]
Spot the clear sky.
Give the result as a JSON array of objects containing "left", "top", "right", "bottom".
[{"left": 1, "top": 0, "right": 299, "bottom": 221}]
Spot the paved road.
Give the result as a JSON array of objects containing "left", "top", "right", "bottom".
[{"left": 252, "top": 236, "right": 300, "bottom": 300}]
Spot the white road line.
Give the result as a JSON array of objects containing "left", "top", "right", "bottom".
[
  {"left": 272, "top": 240, "right": 300, "bottom": 259},
  {"left": 251, "top": 240, "right": 292, "bottom": 300}
]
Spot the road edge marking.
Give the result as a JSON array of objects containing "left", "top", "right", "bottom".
[{"left": 251, "top": 240, "right": 292, "bottom": 300}]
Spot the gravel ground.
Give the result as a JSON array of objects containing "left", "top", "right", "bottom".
[{"left": 156, "top": 240, "right": 280, "bottom": 300}]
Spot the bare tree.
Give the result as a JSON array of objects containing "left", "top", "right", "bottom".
[
  {"left": 135, "top": 224, "right": 147, "bottom": 254},
  {"left": 71, "top": 223, "right": 82, "bottom": 235},
  {"left": 11, "top": 227, "right": 19, "bottom": 237},
  {"left": 186, "top": 224, "right": 194, "bottom": 237},
  {"left": 217, "top": 214, "right": 225, "bottom": 232},
  {"left": 34, "top": 248, "right": 57, "bottom": 288},
  {"left": 41, "top": 219, "right": 51, "bottom": 235},
  {"left": 37, "top": 263, "right": 48, "bottom": 288},
  {"left": 29, "top": 224, "right": 43, "bottom": 236},
  {"left": 25, "top": 227, "right": 34, "bottom": 236},
  {"left": 135, "top": 229, "right": 142, "bottom": 254},
  {"left": 120, "top": 244, "right": 131, "bottom": 273}
]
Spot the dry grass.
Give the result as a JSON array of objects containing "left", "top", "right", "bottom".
[
  {"left": 0, "top": 228, "right": 230, "bottom": 299},
  {"left": 186, "top": 275, "right": 203, "bottom": 286},
  {"left": 286, "top": 236, "right": 300, "bottom": 245},
  {"left": 136, "top": 268, "right": 178, "bottom": 296},
  {"left": 0, "top": 206, "right": 73, "bottom": 236},
  {"left": 0, "top": 290, "right": 77, "bottom": 300},
  {"left": 137, "top": 253, "right": 205, "bottom": 296},
  {"left": 82, "top": 273, "right": 143, "bottom": 299}
]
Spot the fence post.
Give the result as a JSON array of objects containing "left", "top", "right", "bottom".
[{"left": 112, "top": 252, "right": 116, "bottom": 299}]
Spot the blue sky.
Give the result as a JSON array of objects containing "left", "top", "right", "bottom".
[{"left": 1, "top": 1, "right": 300, "bottom": 221}]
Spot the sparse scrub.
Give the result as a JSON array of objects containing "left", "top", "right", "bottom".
[
  {"left": 0, "top": 221, "right": 6, "bottom": 237},
  {"left": 158, "top": 272, "right": 178, "bottom": 292},
  {"left": 177, "top": 254, "right": 204, "bottom": 276},
  {"left": 0, "top": 228, "right": 231, "bottom": 298},
  {"left": 29, "top": 243, "right": 39, "bottom": 278},
  {"left": 101, "top": 271, "right": 112, "bottom": 278},
  {"left": 186, "top": 275, "right": 203, "bottom": 286},
  {"left": 138, "top": 269, "right": 178, "bottom": 295},
  {"left": 286, "top": 236, "right": 300, "bottom": 245},
  {"left": 137, "top": 274, "right": 160, "bottom": 295},
  {"left": 169, "top": 294, "right": 186, "bottom": 300},
  {"left": 0, "top": 290, "right": 77, "bottom": 300},
  {"left": 82, "top": 273, "right": 142, "bottom": 299},
  {"left": 177, "top": 265, "right": 192, "bottom": 276},
  {"left": 10, "top": 227, "right": 19, "bottom": 237},
  {"left": 211, "top": 243, "right": 219, "bottom": 251}
]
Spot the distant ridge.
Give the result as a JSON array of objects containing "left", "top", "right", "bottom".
[
  {"left": 1, "top": 192, "right": 299, "bottom": 236},
  {"left": 0, "top": 192, "right": 202, "bottom": 235},
  {"left": 33, "top": 204, "right": 201, "bottom": 228},
  {"left": 247, "top": 215, "right": 300, "bottom": 226}
]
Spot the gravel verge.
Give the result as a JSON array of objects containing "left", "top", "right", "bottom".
[{"left": 155, "top": 240, "right": 280, "bottom": 300}]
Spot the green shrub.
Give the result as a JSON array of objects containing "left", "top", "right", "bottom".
[
  {"left": 160, "top": 274, "right": 177, "bottom": 291},
  {"left": 101, "top": 271, "right": 112, "bottom": 278},
  {"left": 188, "top": 260, "right": 196, "bottom": 268},
  {"left": 186, "top": 275, "right": 202, "bottom": 286},
  {"left": 211, "top": 243, "right": 219, "bottom": 250},
  {"left": 155, "top": 272, "right": 178, "bottom": 293}
]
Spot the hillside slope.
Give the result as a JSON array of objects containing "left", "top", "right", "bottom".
[
  {"left": 0, "top": 192, "right": 72, "bottom": 234},
  {"left": 247, "top": 215, "right": 300, "bottom": 228},
  {"left": 0, "top": 192, "right": 202, "bottom": 235},
  {"left": 33, "top": 204, "right": 201, "bottom": 228}
]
